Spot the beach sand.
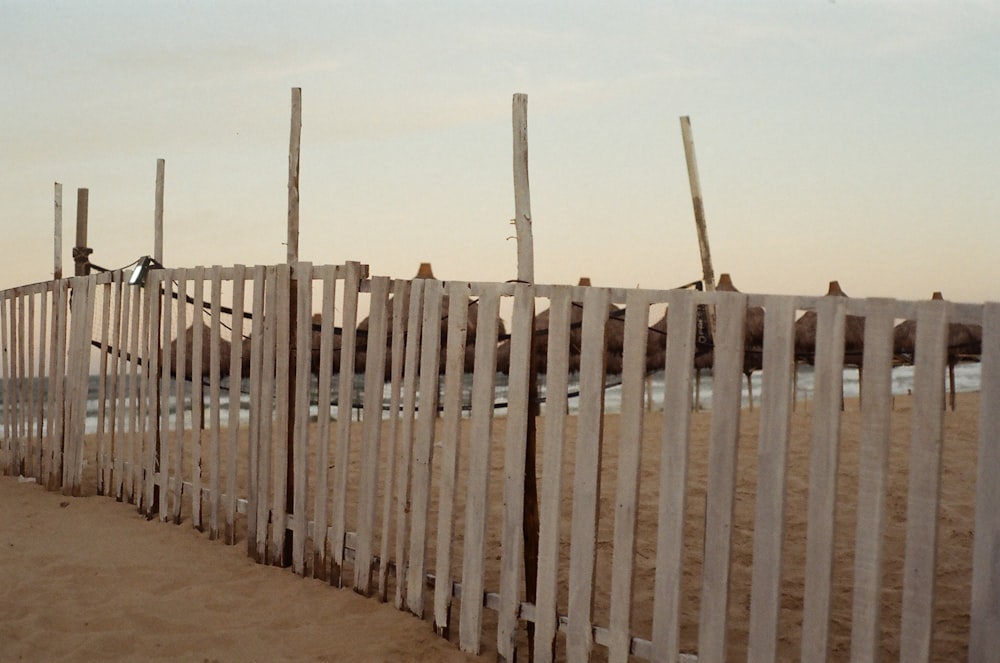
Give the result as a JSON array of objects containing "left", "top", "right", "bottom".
[{"left": 0, "top": 391, "right": 980, "bottom": 662}]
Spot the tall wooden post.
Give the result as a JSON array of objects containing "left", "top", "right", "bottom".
[
  {"left": 680, "top": 116, "right": 715, "bottom": 294},
  {"left": 283, "top": 87, "right": 302, "bottom": 566},
  {"left": 154, "top": 159, "right": 165, "bottom": 266},
  {"left": 512, "top": 92, "right": 541, "bottom": 662},
  {"left": 54, "top": 183, "right": 63, "bottom": 280},
  {"left": 73, "top": 188, "right": 91, "bottom": 276}
]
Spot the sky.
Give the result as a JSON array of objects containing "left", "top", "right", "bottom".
[{"left": 2, "top": 1, "right": 998, "bottom": 303}]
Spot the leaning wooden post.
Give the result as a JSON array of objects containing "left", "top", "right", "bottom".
[
  {"left": 283, "top": 86, "right": 302, "bottom": 566},
  {"left": 54, "top": 183, "right": 63, "bottom": 280},
  {"left": 680, "top": 116, "right": 715, "bottom": 297},
  {"left": 509, "top": 91, "right": 541, "bottom": 662},
  {"left": 154, "top": 159, "right": 165, "bottom": 266}
]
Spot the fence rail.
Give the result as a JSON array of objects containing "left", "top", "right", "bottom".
[{"left": 1, "top": 262, "right": 997, "bottom": 662}]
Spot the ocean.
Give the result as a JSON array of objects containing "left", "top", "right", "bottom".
[{"left": 0, "top": 361, "right": 982, "bottom": 437}]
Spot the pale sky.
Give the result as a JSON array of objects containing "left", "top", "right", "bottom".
[{"left": 3, "top": 1, "right": 998, "bottom": 303}]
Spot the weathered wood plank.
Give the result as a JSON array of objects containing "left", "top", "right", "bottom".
[
  {"left": 746, "top": 295, "right": 795, "bottom": 662},
  {"left": 312, "top": 269, "right": 338, "bottom": 580},
  {"left": 95, "top": 279, "right": 112, "bottom": 492},
  {"left": 379, "top": 278, "right": 409, "bottom": 600},
  {"left": 207, "top": 266, "right": 224, "bottom": 538},
  {"left": 34, "top": 287, "right": 49, "bottom": 480},
  {"left": 158, "top": 271, "right": 174, "bottom": 522},
  {"left": 800, "top": 295, "right": 847, "bottom": 662},
  {"left": 497, "top": 283, "right": 534, "bottom": 662},
  {"left": 433, "top": 280, "right": 471, "bottom": 635},
  {"left": 970, "top": 301, "right": 1000, "bottom": 662},
  {"left": 533, "top": 286, "right": 573, "bottom": 663},
  {"left": 395, "top": 278, "right": 425, "bottom": 609},
  {"left": 171, "top": 270, "right": 188, "bottom": 523},
  {"left": 566, "top": 286, "right": 611, "bottom": 662},
  {"left": 269, "top": 263, "right": 291, "bottom": 564},
  {"left": 697, "top": 291, "right": 747, "bottom": 662},
  {"left": 114, "top": 279, "right": 133, "bottom": 501},
  {"left": 607, "top": 290, "right": 651, "bottom": 663},
  {"left": 355, "top": 275, "right": 390, "bottom": 594},
  {"left": 225, "top": 265, "right": 246, "bottom": 543},
  {"left": 406, "top": 280, "right": 443, "bottom": 618},
  {"left": 189, "top": 268, "right": 205, "bottom": 527},
  {"left": 651, "top": 290, "right": 696, "bottom": 663},
  {"left": 292, "top": 263, "right": 313, "bottom": 574},
  {"left": 900, "top": 299, "right": 948, "bottom": 662},
  {"left": 849, "top": 298, "right": 895, "bottom": 663},
  {"left": 458, "top": 284, "right": 501, "bottom": 655},
  {"left": 331, "top": 261, "right": 362, "bottom": 585},
  {"left": 254, "top": 265, "right": 278, "bottom": 562},
  {"left": 142, "top": 272, "right": 161, "bottom": 515}
]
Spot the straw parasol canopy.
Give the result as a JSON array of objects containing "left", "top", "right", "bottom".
[
  {"left": 716, "top": 273, "right": 765, "bottom": 409},
  {"left": 169, "top": 321, "right": 245, "bottom": 380},
  {"left": 496, "top": 276, "right": 621, "bottom": 376},
  {"left": 893, "top": 291, "right": 982, "bottom": 410},
  {"left": 353, "top": 262, "right": 505, "bottom": 377},
  {"left": 793, "top": 281, "right": 865, "bottom": 367}
]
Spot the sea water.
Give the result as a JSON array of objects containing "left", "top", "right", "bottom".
[{"left": 0, "top": 361, "right": 983, "bottom": 437}]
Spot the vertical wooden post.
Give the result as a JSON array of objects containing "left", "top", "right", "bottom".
[
  {"left": 511, "top": 91, "right": 540, "bottom": 662},
  {"left": 680, "top": 116, "right": 715, "bottom": 294},
  {"left": 283, "top": 86, "right": 302, "bottom": 566},
  {"left": 74, "top": 188, "right": 91, "bottom": 276},
  {"left": 54, "top": 183, "right": 63, "bottom": 281},
  {"left": 154, "top": 159, "right": 165, "bottom": 265}
]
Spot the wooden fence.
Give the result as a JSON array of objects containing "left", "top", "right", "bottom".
[{"left": 1, "top": 262, "right": 998, "bottom": 662}]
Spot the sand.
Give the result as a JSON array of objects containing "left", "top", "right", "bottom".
[
  {"left": 0, "top": 477, "right": 477, "bottom": 662},
  {"left": 0, "top": 391, "right": 980, "bottom": 662}
]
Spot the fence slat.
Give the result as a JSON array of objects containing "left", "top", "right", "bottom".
[
  {"left": 970, "top": 301, "right": 1000, "bottom": 662},
  {"left": 114, "top": 279, "right": 133, "bottom": 501},
  {"left": 433, "top": 280, "right": 471, "bottom": 635},
  {"left": 533, "top": 286, "right": 572, "bottom": 663},
  {"left": 249, "top": 265, "right": 272, "bottom": 561},
  {"left": 458, "top": 284, "right": 501, "bottom": 654},
  {"left": 141, "top": 272, "right": 162, "bottom": 515},
  {"left": 395, "top": 278, "right": 425, "bottom": 609},
  {"left": 208, "top": 266, "right": 224, "bottom": 538},
  {"left": 800, "top": 295, "right": 847, "bottom": 662},
  {"left": 900, "top": 299, "right": 949, "bottom": 662},
  {"left": 270, "top": 263, "right": 292, "bottom": 564},
  {"left": 696, "top": 291, "right": 747, "bottom": 662},
  {"left": 67, "top": 277, "right": 96, "bottom": 496},
  {"left": 312, "top": 269, "right": 338, "bottom": 580},
  {"left": 254, "top": 265, "right": 278, "bottom": 561},
  {"left": 226, "top": 265, "right": 246, "bottom": 543},
  {"left": 849, "top": 298, "right": 895, "bottom": 662},
  {"left": 96, "top": 279, "right": 112, "bottom": 492},
  {"left": 158, "top": 272, "right": 174, "bottom": 522},
  {"left": 379, "top": 278, "right": 410, "bottom": 600},
  {"left": 747, "top": 296, "right": 795, "bottom": 662},
  {"left": 0, "top": 293, "right": 11, "bottom": 474},
  {"left": 34, "top": 287, "right": 50, "bottom": 480},
  {"left": 651, "top": 290, "right": 696, "bottom": 663},
  {"left": 406, "top": 280, "right": 443, "bottom": 618},
  {"left": 171, "top": 270, "right": 188, "bottom": 523},
  {"left": 607, "top": 290, "right": 651, "bottom": 663},
  {"left": 566, "top": 286, "right": 611, "bottom": 662},
  {"left": 291, "top": 263, "right": 313, "bottom": 574},
  {"left": 497, "top": 283, "right": 535, "bottom": 661},
  {"left": 51, "top": 281, "right": 70, "bottom": 492},
  {"left": 189, "top": 268, "right": 206, "bottom": 526},
  {"left": 331, "top": 261, "right": 362, "bottom": 584},
  {"left": 355, "top": 275, "right": 391, "bottom": 594},
  {"left": 26, "top": 291, "right": 38, "bottom": 477}
]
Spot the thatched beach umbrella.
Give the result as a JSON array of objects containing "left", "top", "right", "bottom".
[
  {"left": 893, "top": 291, "right": 982, "bottom": 410},
  {"left": 716, "top": 273, "right": 765, "bottom": 410},
  {"left": 169, "top": 321, "right": 242, "bottom": 380},
  {"left": 794, "top": 281, "right": 865, "bottom": 366}
]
